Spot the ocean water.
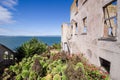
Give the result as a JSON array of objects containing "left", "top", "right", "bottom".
[{"left": 0, "top": 36, "right": 61, "bottom": 50}]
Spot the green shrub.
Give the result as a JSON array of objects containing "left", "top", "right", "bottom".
[
  {"left": 21, "top": 70, "right": 29, "bottom": 78},
  {"left": 52, "top": 43, "right": 61, "bottom": 49},
  {"left": 15, "top": 38, "right": 47, "bottom": 61}
]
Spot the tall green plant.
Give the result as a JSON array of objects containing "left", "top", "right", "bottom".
[{"left": 15, "top": 38, "right": 47, "bottom": 61}]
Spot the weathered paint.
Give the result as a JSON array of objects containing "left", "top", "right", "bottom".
[{"left": 61, "top": 0, "right": 120, "bottom": 79}]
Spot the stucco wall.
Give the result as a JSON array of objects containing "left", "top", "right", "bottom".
[{"left": 62, "top": 0, "right": 120, "bottom": 79}]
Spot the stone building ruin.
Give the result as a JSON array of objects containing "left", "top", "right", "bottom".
[{"left": 61, "top": 0, "right": 120, "bottom": 79}]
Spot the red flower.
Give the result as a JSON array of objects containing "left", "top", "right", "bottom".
[{"left": 102, "top": 75, "right": 106, "bottom": 79}]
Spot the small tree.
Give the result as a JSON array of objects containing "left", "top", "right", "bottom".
[{"left": 15, "top": 38, "right": 47, "bottom": 61}]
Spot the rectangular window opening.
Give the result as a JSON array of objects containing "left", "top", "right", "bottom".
[
  {"left": 82, "top": 17, "right": 87, "bottom": 35},
  {"left": 71, "top": 26, "right": 73, "bottom": 36},
  {"left": 76, "top": 0, "right": 78, "bottom": 7},
  {"left": 103, "top": 0, "right": 117, "bottom": 38},
  {"left": 75, "top": 23, "right": 78, "bottom": 35},
  {"left": 99, "top": 57, "right": 111, "bottom": 73}
]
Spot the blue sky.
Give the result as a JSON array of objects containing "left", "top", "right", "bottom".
[{"left": 0, "top": 0, "right": 73, "bottom": 36}]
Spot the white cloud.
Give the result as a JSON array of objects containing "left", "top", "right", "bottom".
[
  {"left": 0, "top": 6, "right": 15, "bottom": 24},
  {"left": 0, "top": 0, "right": 18, "bottom": 25},
  {"left": 0, "top": 0, "right": 18, "bottom": 9}
]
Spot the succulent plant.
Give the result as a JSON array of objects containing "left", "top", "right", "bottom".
[
  {"left": 53, "top": 74, "right": 61, "bottom": 80},
  {"left": 21, "top": 70, "right": 29, "bottom": 78},
  {"left": 16, "top": 74, "right": 22, "bottom": 80},
  {"left": 2, "top": 50, "right": 109, "bottom": 80}
]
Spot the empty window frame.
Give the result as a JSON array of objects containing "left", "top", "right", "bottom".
[
  {"left": 10, "top": 54, "right": 14, "bottom": 59},
  {"left": 103, "top": 0, "right": 117, "bottom": 37},
  {"left": 76, "top": 0, "right": 78, "bottom": 7},
  {"left": 4, "top": 51, "right": 9, "bottom": 60},
  {"left": 75, "top": 23, "right": 78, "bottom": 35},
  {"left": 99, "top": 57, "right": 111, "bottom": 73},
  {"left": 83, "top": 17, "right": 87, "bottom": 34},
  {"left": 71, "top": 26, "right": 73, "bottom": 36}
]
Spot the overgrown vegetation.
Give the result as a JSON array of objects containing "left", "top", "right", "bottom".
[
  {"left": 15, "top": 38, "right": 47, "bottom": 61},
  {"left": 1, "top": 53, "right": 109, "bottom": 80},
  {"left": 1, "top": 38, "right": 110, "bottom": 80},
  {"left": 52, "top": 43, "right": 61, "bottom": 50}
]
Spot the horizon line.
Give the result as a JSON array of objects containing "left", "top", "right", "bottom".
[{"left": 0, "top": 35, "right": 61, "bottom": 37}]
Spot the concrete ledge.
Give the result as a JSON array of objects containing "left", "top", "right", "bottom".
[{"left": 98, "top": 37, "right": 117, "bottom": 42}]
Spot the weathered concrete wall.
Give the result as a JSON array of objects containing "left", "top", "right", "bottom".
[
  {"left": 62, "top": 0, "right": 120, "bottom": 79},
  {"left": 61, "top": 23, "right": 70, "bottom": 52}
]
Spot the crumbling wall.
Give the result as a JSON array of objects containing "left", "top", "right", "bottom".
[{"left": 62, "top": 0, "right": 120, "bottom": 79}]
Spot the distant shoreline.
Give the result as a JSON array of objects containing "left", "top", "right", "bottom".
[
  {"left": 0, "top": 36, "right": 61, "bottom": 50},
  {"left": 0, "top": 35, "right": 61, "bottom": 37}
]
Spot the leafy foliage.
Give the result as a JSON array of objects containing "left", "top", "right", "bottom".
[
  {"left": 15, "top": 38, "right": 47, "bottom": 61},
  {"left": 52, "top": 43, "right": 61, "bottom": 49},
  {"left": 2, "top": 52, "right": 109, "bottom": 80}
]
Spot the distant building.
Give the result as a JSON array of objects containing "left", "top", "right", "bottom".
[
  {"left": 0, "top": 44, "right": 15, "bottom": 62},
  {"left": 61, "top": 0, "right": 120, "bottom": 80}
]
